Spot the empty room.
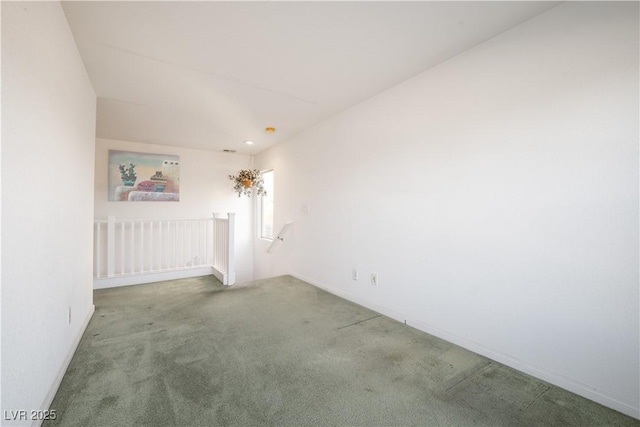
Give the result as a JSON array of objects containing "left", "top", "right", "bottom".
[{"left": 1, "top": 1, "right": 639, "bottom": 426}]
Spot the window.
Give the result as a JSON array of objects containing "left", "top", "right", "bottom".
[{"left": 260, "top": 170, "right": 274, "bottom": 239}]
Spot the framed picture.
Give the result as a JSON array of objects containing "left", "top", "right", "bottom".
[{"left": 108, "top": 150, "right": 180, "bottom": 202}]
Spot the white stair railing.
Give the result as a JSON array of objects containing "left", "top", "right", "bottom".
[{"left": 94, "top": 213, "right": 235, "bottom": 286}]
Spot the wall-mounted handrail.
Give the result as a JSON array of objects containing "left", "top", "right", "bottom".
[{"left": 267, "top": 222, "right": 293, "bottom": 254}]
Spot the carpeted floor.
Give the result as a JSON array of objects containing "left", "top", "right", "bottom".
[{"left": 45, "top": 275, "right": 638, "bottom": 426}]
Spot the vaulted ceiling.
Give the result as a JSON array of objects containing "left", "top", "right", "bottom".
[{"left": 62, "top": 1, "right": 560, "bottom": 155}]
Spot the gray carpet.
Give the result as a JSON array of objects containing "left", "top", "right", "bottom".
[{"left": 46, "top": 275, "right": 638, "bottom": 426}]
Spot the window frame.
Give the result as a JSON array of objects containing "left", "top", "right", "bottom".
[{"left": 258, "top": 169, "right": 274, "bottom": 241}]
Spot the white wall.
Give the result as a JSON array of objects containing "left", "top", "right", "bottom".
[
  {"left": 95, "top": 138, "right": 255, "bottom": 284},
  {"left": 254, "top": 2, "right": 639, "bottom": 418},
  {"left": 1, "top": 2, "right": 97, "bottom": 424}
]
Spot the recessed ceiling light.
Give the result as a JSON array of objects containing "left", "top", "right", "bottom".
[
  {"left": 244, "top": 140, "right": 254, "bottom": 145},
  {"left": 265, "top": 127, "right": 276, "bottom": 133}
]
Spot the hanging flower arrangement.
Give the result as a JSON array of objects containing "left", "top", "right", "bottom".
[{"left": 229, "top": 169, "right": 266, "bottom": 197}]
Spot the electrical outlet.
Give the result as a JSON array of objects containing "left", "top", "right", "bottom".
[
  {"left": 371, "top": 273, "right": 378, "bottom": 286},
  {"left": 352, "top": 269, "right": 358, "bottom": 281}
]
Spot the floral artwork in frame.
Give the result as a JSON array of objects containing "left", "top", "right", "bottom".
[{"left": 108, "top": 150, "right": 180, "bottom": 202}]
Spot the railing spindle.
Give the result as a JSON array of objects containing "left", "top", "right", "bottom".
[
  {"left": 96, "top": 222, "right": 102, "bottom": 279},
  {"left": 120, "top": 221, "right": 125, "bottom": 275},
  {"left": 129, "top": 221, "right": 134, "bottom": 275},
  {"left": 140, "top": 221, "right": 145, "bottom": 273}
]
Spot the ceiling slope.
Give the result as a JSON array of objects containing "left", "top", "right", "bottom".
[{"left": 62, "top": 1, "right": 560, "bottom": 154}]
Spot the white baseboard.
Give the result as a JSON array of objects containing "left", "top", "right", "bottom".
[
  {"left": 33, "top": 304, "right": 95, "bottom": 427},
  {"left": 290, "top": 272, "right": 640, "bottom": 420},
  {"left": 212, "top": 267, "right": 235, "bottom": 286},
  {"left": 93, "top": 267, "right": 215, "bottom": 289}
]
